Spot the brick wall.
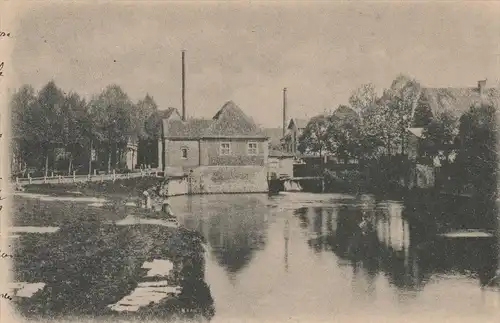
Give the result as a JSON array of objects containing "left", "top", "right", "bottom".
[
  {"left": 201, "top": 139, "right": 267, "bottom": 166},
  {"left": 164, "top": 139, "right": 200, "bottom": 168}
]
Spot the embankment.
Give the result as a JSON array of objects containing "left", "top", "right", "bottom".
[
  {"left": 21, "top": 177, "right": 162, "bottom": 198},
  {"left": 167, "top": 166, "right": 269, "bottom": 196}
]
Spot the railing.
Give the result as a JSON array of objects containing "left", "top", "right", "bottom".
[{"left": 13, "top": 169, "right": 163, "bottom": 186}]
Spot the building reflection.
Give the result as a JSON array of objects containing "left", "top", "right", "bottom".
[
  {"left": 181, "top": 195, "right": 269, "bottom": 277},
  {"left": 299, "top": 195, "right": 500, "bottom": 294}
]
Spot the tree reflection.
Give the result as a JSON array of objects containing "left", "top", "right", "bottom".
[{"left": 297, "top": 195, "right": 500, "bottom": 295}]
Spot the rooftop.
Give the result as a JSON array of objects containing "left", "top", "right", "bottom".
[
  {"left": 162, "top": 101, "right": 267, "bottom": 139},
  {"left": 287, "top": 118, "right": 308, "bottom": 130},
  {"left": 416, "top": 85, "right": 500, "bottom": 118}
]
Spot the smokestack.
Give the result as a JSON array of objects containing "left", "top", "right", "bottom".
[
  {"left": 182, "top": 50, "right": 186, "bottom": 121},
  {"left": 283, "top": 87, "right": 287, "bottom": 136}
]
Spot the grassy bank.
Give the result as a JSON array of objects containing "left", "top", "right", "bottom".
[
  {"left": 22, "top": 177, "right": 163, "bottom": 198},
  {"left": 11, "top": 192, "right": 215, "bottom": 320}
]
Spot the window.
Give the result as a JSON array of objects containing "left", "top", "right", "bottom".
[
  {"left": 220, "top": 142, "right": 231, "bottom": 155},
  {"left": 247, "top": 142, "right": 258, "bottom": 155},
  {"left": 181, "top": 147, "right": 188, "bottom": 159}
]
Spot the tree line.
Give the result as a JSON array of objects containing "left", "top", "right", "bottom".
[
  {"left": 297, "top": 74, "right": 499, "bottom": 197},
  {"left": 11, "top": 81, "right": 163, "bottom": 177}
]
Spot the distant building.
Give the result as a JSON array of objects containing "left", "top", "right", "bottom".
[
  {"left": 406, "top": 79, "right": 500, "bottom": 189},
  {"left": 412, "top": 79, "right": 500, "bottom": 125},
  {"left": 267, "top": 149, "right": 295, "bottom": 178},
  {"left": 158, "top": 101, "right": 269, "bottom": 172},
  {"left": 262, "top": 127, "right": 284, "bottom": 151},
  {"left": 282, "top": 118, "right": 308, "bottom": 154}
]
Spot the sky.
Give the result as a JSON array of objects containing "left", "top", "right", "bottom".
[{"left": 6, "top": 1, "right": 500, "bottom": 128}]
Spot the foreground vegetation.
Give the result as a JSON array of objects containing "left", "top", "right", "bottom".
[{"left": 11, "top": 181, "right": 215, "bottom": 321}]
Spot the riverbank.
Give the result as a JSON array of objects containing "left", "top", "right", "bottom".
[
  {"left": 10, "top": 182, "right": 215, "bottom": 321},
  {"left": 20, "top": 177, "right": 162, "bottom": 198}
]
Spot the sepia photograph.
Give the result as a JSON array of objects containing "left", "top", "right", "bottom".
[{"left": 3, "top": 1, "right": 500, "bottom": 322}]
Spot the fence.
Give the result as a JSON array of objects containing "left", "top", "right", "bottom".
[{"left": 14, "top": 169, "right": 163, "bottom": 186}]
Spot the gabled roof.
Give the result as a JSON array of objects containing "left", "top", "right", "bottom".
[
  {"left": 162, "top": 101, "right": 267, "bottom": 139},
  {"left": 205, "top": 101, "right": 266, "bottom": 138},
  {"left": 162, "top": 118, "right": 212, "bottom": 139},
  {"left": 158, "top": 107, "right": 181, "bottom": 120},
  {"left": 263, "top": 127, "right": 283, "bottom": 147},
  {"left": 415, "top": 86, "right": 500, "bottom": 118},
  {"left": 287, "top": 118, "right": 308, "bottom": 130},
  {"left": 332, "top": 105, "right": 359, "bottom": 119}
]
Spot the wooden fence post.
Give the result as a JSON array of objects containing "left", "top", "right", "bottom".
[
  {"left": 73, "top": 171, "right": 76, "bottom": 183},
  {"left": 127, "top": 172, "right": 130, "bottom": 179},
  {"left": 28, "top": 174, "right": 32, "bottom": 184},
  {"left": 51, "top": 172, "right": 54, "bottom": 178},
  {"left": 94, "top": 169, "right": 97, "bottom": 176}
]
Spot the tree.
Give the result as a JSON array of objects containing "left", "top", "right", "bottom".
[
  {"left": 456, "top": 104, "right": 498, "bottom": 198},
  {"left": 297, "top": 114, "right": 331, "bottom": 158},
  {"left": 360, "top": 98, "right": 401, "bottom": 157},
  {"left": 412, "top": 94, "right": 433, "bottom": 127},
  {"left": 378, "top": 75, "right": 422, "bottom": 155},
  {"left": 10, "top": 85, "right": 38, "bottom": 173},
  {"left": 348, "top": 83, "right": 378, "bottom": 118},
  {"left": 57, "top": 92, "right": 89, "bottom": 174},
  {"left": 136, "top": 95, "right": 162, "bottom": 167},
  {"left": 90, "top": 85, "right": 136, "bottom": 173},
  {"left": 327, "top": 105, "right": 362, "bottom": 163},
  {"left": 137, "top": 94, "right": 160, "bottom": 140},
  {"left": 421, "top": 110, "right": 458, "bottom": 164},
  {"left": 35, "top": 81, "right": 66, "bottom": 177}
]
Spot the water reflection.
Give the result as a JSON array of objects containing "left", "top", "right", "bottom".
[
  {"left": 173, "top": 193, "right": 500, "bottom": 321},
  {"left": 302, "top": 195, "right": 499, "bottom": 293},
  {"left": 180, "top": 195, "right": 268, "bottom": 276}
]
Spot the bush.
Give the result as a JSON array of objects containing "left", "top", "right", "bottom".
[{"left": 324, "top": 169, "right": 364, "bottom": 193}]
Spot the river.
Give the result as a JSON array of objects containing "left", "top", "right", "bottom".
[{"left": 167, "top": 192, "right": 500, "bottom": 323}]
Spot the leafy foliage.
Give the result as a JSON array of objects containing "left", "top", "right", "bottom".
[
  {"left": 421, "top": 110, "right": 458, "bottom": 163},
  {"left": 297, "top": 114, "right": 330, "bottom": 156},
  {"left": 456, "top": 104, "right": 498, "bottom": 198},
  {"left": 11, "top": 81, "right": 162, "bottom": 175},
  {"left": 327, "top": 105, "right": 362, "bottom": 163}
]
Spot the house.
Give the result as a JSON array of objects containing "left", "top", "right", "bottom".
[
  {"left": 282, "top": 118, "right": 308, "bottom": 154},
  {"left": 158, "top": 101, "right": 269, "bottom": 173},
  {"left": 412, "top": 79, "right": 500, "bottom": 125},
  {"left": 406, "top": 79, "right": 500, "bottom": 189}
]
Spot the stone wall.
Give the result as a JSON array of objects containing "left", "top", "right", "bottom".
[{"left": 164, "top": 166, "right": 268, "bottom": 196}]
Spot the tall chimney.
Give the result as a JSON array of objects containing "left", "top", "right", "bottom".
[
  {"left": 478, "top": 79, "right": 486, "bottom": 96},
  {"left": 182, "top": 50, "right": 186, "bottom": 121},
  {"left": 283, "top": 87, "right": 287, "bottom": 136}
]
